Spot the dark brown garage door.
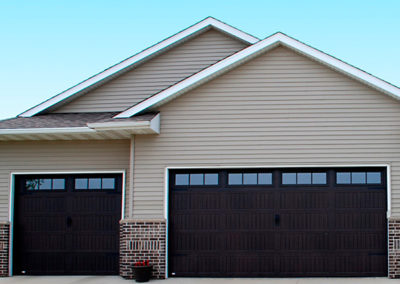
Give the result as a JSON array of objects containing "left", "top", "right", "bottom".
[
  {"left": 169, "top": 168, "right": 387, "bottom": 277},
  {"left": 13, "top": 174, "right": 122, "bottom": 275}
]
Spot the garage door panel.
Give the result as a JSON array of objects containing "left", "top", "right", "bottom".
[
  {"left": 225, "top": 232, "right": 276, "bottom": 250},
  {"left": 226, "top": 212, "right": 275, "bottom": 230},
  {"left": 279, "top": 254, "right": 330, "bottom": 274},
  {"left": 280, "top": 213, "right": 329, "bottom": 230},
  {"left": 334, "top": 254, "right": 386, "bottom": 274},
  {"left": 24, "top": 215, "right": 67, "bottom": 231},
  {"left": 280, "top": 191, "right": 329, "bottom": 209},
  {"left": 335, "top": 191, "right": 386, "bottom": 209},
  {"left": 172, "top": 213, "right": 222, "bottom": 230},
  {"left": 279, "top": 232, "right": 330, "bottom": 250},
  {"left": 172, "top": 232, "right": 224, "bottom": 251},
  {"left": 335, "top": 232, "right": 387, "bottom": 250},
  {"left": 20, "top": 196, "right": 66, "bottom": 213},
  {"left": 226, "top": 191, "right": 275, "bottom": 210},
  {"left": 226, "top": 254, "right": 276, "bottom": 275},
  {"left": 70, "top": 196, "right": 120, "bottom": 212},
  {"left": 169, "top": 168, "right": 387, "bottom": 277},
  {"left": 335, "top": 212, "right": 386, "bottom": 229},
  {"left": 22, "top": 233, "right": 66, "bottom": 250}
]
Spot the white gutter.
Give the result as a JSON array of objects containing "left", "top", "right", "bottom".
[{"left": 0, "top": 127, "right": 95, "bottom": 135}]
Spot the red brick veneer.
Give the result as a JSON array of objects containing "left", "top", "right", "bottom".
[{"left": 119, "top": 219, "right": 166, "bottom": 279}]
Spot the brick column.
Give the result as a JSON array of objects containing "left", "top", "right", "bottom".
[
  {"left": 0, "top": 223, "right": 9, "bottom": 277},
  {"left": 389, "top": 218, "right": 400, "bottom": 278},
  {"left": 119, "top": 219, "right": 166, "bottom": 279}
]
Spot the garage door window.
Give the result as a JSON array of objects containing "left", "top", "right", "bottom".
[
  {"left": 228, "top": 173, "right": 272, "bottom": 185},
  {"left": 75, "top": 177, "right": 116, "bottom": 190},
  {"left": 282, "top": 172, "right": 327, "bottom": 185},
  {"left": 175, "top": 173, "right": 219, "bottom": 186},
  {"left": 336, "top": 172, "right": 381, "bottom": 184},
  {"left": 25, "top": 178, "right": 65, "bottom": 191}
]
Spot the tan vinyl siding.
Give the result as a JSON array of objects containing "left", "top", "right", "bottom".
[
  {"left": 54, "top": 29, "right": 247, "bottom": 113},
  {"left": 133, "top": 46, "right": 400, "bottom": 219},
  {"left": 0, "top": 140, "right": 130, "bottom": 222}
]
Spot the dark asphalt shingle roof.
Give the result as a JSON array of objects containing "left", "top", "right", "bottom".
[{"left": 0, "top": 112, "right": 157, "bottom": 129}]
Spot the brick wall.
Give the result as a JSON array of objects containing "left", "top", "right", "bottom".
[
  {"left": 389, "top": 218, "right": 400, "bottom": 278},
  {"left": 0, "top": 223, "right": 9, "bottom": 277},
  {"left": 119, "top": 219, "right": 166, "bottom": 279}
]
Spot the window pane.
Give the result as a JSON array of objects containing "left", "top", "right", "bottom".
[
  {"left": 102, "top": 178, "right": 115, "bottom": 189},
  {"left": 312, "top": 173, "right": 327, "bottom": 184},
  {"left": 243, "top": 173, "right": 257, "bottom": 185},
  {"left": 297, "top": 173, "right": 311, "bottom": 184},
  {"left": 75, "top": 178, "right": 88, "bottom": 189},
  {"left": 337, "top": 172, "right": 350, "bottom": 184},
  {"left": 175, "top": 174, "right": 189, "bottom": 186},
  {"left": 38, "top": 179, "right": 52, "bottom": 190},
  {"left": 282, "top": 173, "right": 296, "bottom": 185},
  {"left": 52, "top": 179, "right": 65, "bottom": 190},
  {"left": 204, "top": 174, "right": 218, "bottom": 185},
  {"left": 229, "top": 173, "right": 242, "bottom": 185},
  {"left": 26, "top": 179, "right": 39, "bottom": 190},
  {"left": 352, "top": 172, "right": 366, "bottom": 184},
  {"left": 190, "top": 174, "right": 203, "bottom": 185},
  {"left": 367, "top": 172, "right": 381, "bottom": 184},
  {"left": 89, "top": 178, "right": 101, "bottom": 189},
  {"left": 258, "top": 173, "right": 272, "bottom": 185}
]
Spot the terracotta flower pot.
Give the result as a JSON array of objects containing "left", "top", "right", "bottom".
[{"left": 133, "top": 265, "right": 153, "bottom": 283}]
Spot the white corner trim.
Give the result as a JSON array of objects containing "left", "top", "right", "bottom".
[
  {"left": 116, "top": 32, "right": 400, "bottom": 118},
  {"left": 18, "top": 18, "right": 258, "bottom": 118},
  {"left": 0, "top": 127, "right": 95, "bottom": 135}
]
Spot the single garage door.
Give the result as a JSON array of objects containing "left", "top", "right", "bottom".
[
  {"left": 13, "top": 173, "right": 122, "bottom": 275},
  {"left": 169, "top": 168, "right": 387, "bottom": 277}
]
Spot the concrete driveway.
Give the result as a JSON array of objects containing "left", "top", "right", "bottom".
[{"left": 0, "top": 276, "right": 395, "bottom": 284}]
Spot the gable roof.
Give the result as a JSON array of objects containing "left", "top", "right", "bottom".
[
  {"left": 114, "top": 32, "right": 400, "bottom": 118},
  {"left": 19, "top": 17, "right": 259, "bottom": 118}
]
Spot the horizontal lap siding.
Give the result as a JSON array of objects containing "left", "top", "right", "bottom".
[
  {"left": 133, "top": 46, "right": 400, "bottom": 219},
  {"left": 54, "top": 29, "right": 247, "bottom": 113},
  {"left": 0, "top": 140, "right": 130, "bottom": 221}
]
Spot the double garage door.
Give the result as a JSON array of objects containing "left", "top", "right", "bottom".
[
  {"left": 13, "top": 174, "right": 122, "bottom": 275},
  {"left": 169, "top": 167, "right": 387, "bottom": 277}
]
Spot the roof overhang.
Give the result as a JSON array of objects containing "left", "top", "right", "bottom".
[
  {"left": 0, "top": 114, "right": 160, "bottom": 141},
  {"left": 114, "top": 32, "right": 400, "bottom": 118},
  {"left": 18, "top": 17, "right": 259, "bottom": 118}
]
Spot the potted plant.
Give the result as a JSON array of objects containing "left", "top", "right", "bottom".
[{"left": 133, "top": 260, "right": 153, "bottom": 283}]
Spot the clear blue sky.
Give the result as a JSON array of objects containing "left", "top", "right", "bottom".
[{"left": 0, "top": 0, "right": 399, "bottom": 119}]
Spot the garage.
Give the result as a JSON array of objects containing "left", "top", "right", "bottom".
[
  {"left": 13, "top": 173, "right": 122, "bottom": 275},
  {"left": 169, "top": 168, "right": 387, "bottom": 277}
]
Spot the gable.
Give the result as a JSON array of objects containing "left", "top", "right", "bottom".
[
  {"left": 158, "top": 46, "right": 400, "bottom": 118},
  {"left": 52, "top": 29, "right": 248, "bottom": 113}
]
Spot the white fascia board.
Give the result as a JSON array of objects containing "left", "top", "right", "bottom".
[
  {"left": 19, "top": 18, "right": 258, "bottom": 118},
  {"left": 0, "top": 127, "right": 95, "bottom": 135},
  {"left": 115, "top": 32, "right": 400, "bottom": 118},
  {"left": 87, "top": 113, "right": 161, "bottom": 133}
]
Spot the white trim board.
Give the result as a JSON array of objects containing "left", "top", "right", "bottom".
[
  {"left": 8, "top": 170, "right": 126, "bottom": 276},
  {"left": 116, "top": 32, "right": 400, "bottom": 118},
  {"left": 19, "top": 17, "right": 258, "bottom": 117}
]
